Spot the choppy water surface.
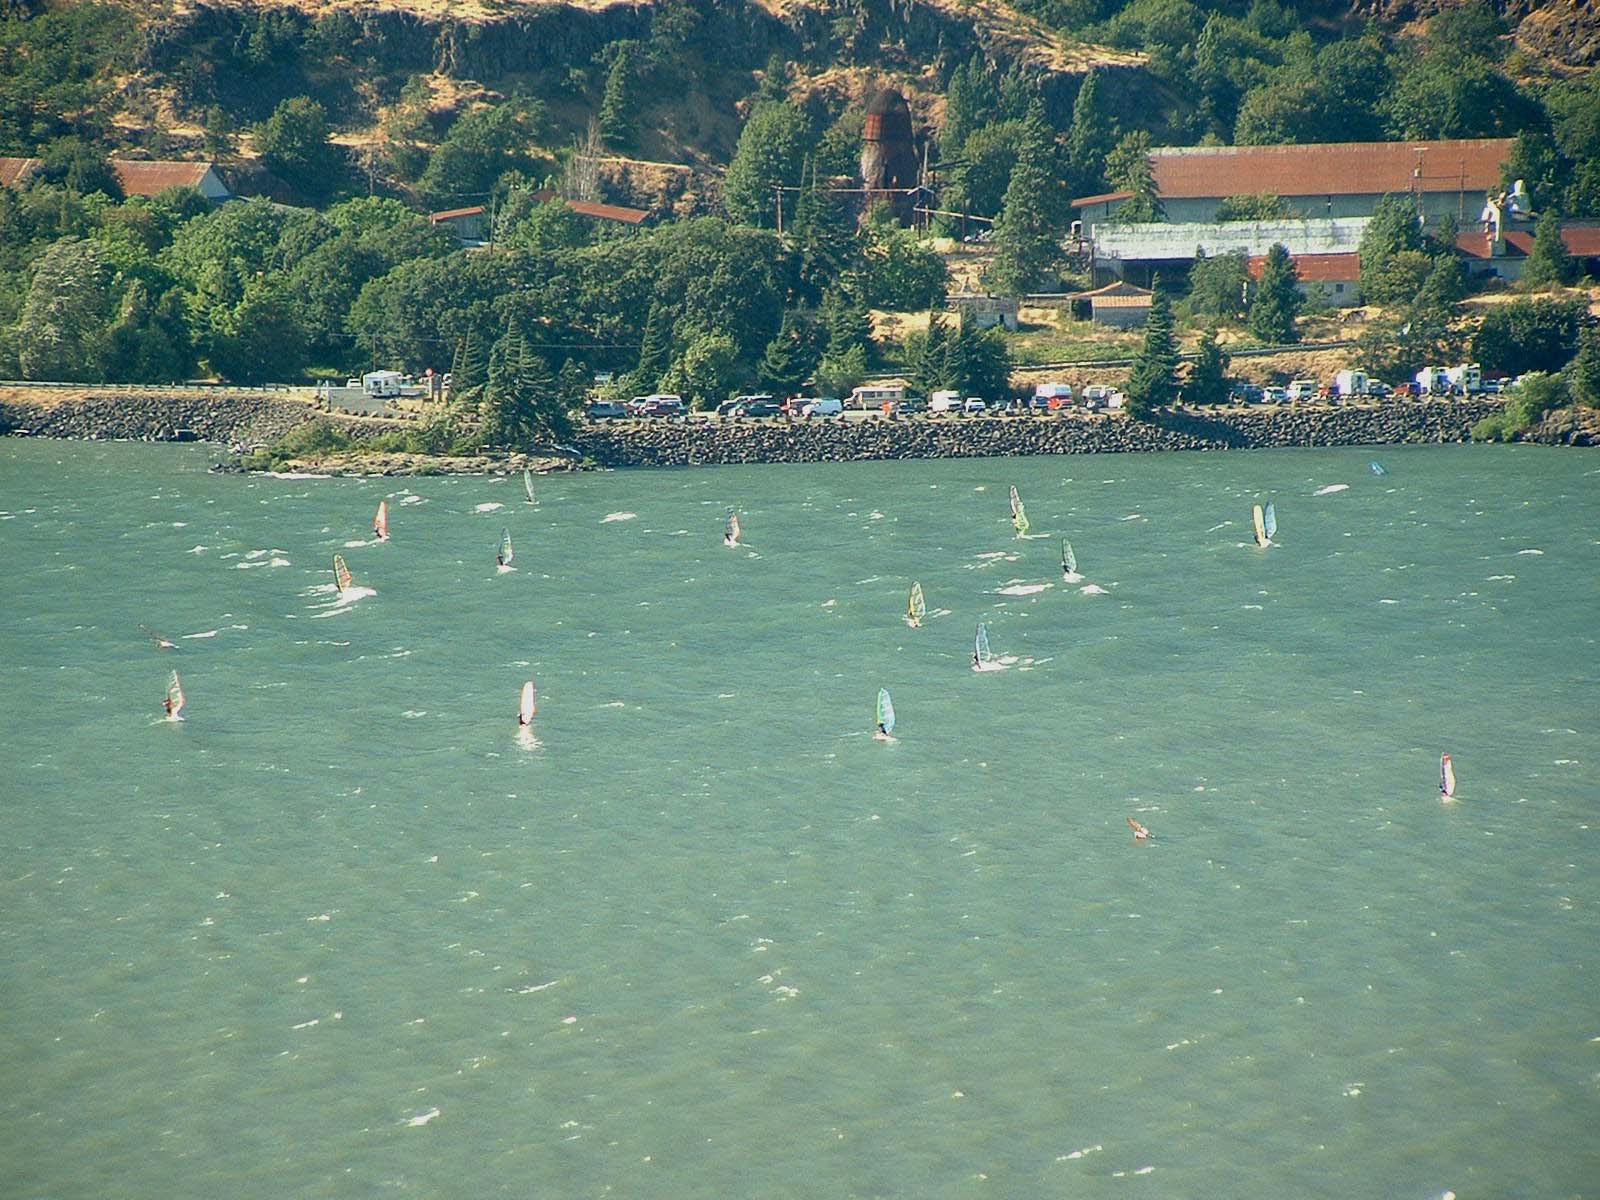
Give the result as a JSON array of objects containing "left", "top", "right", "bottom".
[{"left": 2, "top": 440, "right": 1596, "bottom": 1198}]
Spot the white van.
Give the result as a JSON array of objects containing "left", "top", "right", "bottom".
[
  {"left": 929, "top": 390, "right": 961, "bottom": 412},
  {"left": 800, "top": 397, "right": 843, "bottom": 416},
  {"left": 1286, "top": 379, "right": 1318, "bottom": 402}
]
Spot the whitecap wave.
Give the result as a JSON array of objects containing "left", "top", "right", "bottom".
[
  {"left": 601, "top": 512, "right": 636, "bottom": 523},
  {"left": 474, "top": 502, "right": 505, "bottom": 513},
  {"left": 997, "top": 583, "right": 1051, "bottom": 596},
  {"left": 1314, "top": 484, "right": 1350, "bottom": 495}
]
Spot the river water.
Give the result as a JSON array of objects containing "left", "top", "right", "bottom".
[{"left": 2, "top": 439, "right": 1595, "bottom": 1198}]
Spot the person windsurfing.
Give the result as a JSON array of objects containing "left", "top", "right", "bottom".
[
  {"left": 1127, "top": 816, "right": 1152, "bottom": 842},
  {"left": 141, "top": 625, "right": 177, "bottom": 650}
]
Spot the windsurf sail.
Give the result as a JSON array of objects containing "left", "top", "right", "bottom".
[
  {"left": 497, "top": 527, "right": 513, "bottom": 565},
  {"left": 523, "top": 468, "right": 536, "bottom": 504},
  {"left": 1369, "top": 461, "right": 1387, "bottom": 476},
  {"left": 1009, "top": 485, "right": 1029, "bottom": 536},
  {"left": 907, "top": 581, "right": 926, "bottom": 625},
  {"left": 1061, "top": 539, "right": 1077, "bottom": 575},
  {"left": 975, "top": 621, "right": 992, "bottom": 666},
  {"left": 876, "top": 688, "right": 895, "bottom": 734},
  {"left": 725, "top": 511, "right": 741, "bottom": 544},
  {"left": 333, "top": 553, "right": 353, "bottom": 592},
  {"left": 519, "top": 680, "right": 537, "bottom": 725},
  {"left": 165, "top": 670, "right": 185, "bottom": 718},
  {"left": 1252, "top": 504, "right": 1268, "bottom": 546},
  {"left": 1440, "top": 753, "right": 1456, "bottom": 798},
  {"left": 373, "top": 500, "right": 388, "bottom": 540},
  {"left": 1263, "top": 501, "right": 1278, "bottom": 541}
]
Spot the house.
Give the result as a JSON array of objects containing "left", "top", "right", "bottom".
[
  {"left": 429, "top": 205, "right": 489, "bottom": 246},
  {"left": 529, "top": 189, "right": 650, "bottom": 227},
  {"left": 949, "top": 293, "right": 1019, "bottom": 331},
  {"left": 1451, "top": 181, "right": 1600, "bottom": 280},
  {"left": 111, "top": 160, "right": 231, "bottom": 200},
  {"left": 1073, "top": 138, "right": 1513, "bottom": 228},
  {"left": 0, "top": 156, "right": 40, "bottom": 187},
  {"left": 1090, "top": 217, "right": 1370, "bottom": 286},
  {"left": 0, "top": 156, "right": 232, "bottom": 200},
  {"left": 1071, "top": 280, "right": 1153, "bottom": 329},
  {"left": 1246, "top": 252, "right": 1362, "bottom": 307}
]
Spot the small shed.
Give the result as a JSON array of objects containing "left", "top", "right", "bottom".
[
  {"left": 1072, "top": 280, "right": 1153, "bottom": 329},
  {"left": 950, "top": 293, "right": 1019, "bottom": 331},
  {"left": 430, "top": 205, "right": 488, "bottom": 246}
]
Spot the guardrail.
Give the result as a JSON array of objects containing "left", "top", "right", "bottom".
[{"left": 0, "top": 380, "right": 301, "bottom": 393}]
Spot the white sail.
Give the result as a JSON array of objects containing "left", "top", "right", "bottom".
[
  {"left": 725, "top": 512, "right": 741, "bottom": 545},
  {"left": 519, "top": 680, "right": 537, "bottom": 725},
  {"left": 523, "top": 469, "right": 536, "bottom": 504},
  {"left": 876, "top": 688, "right": 895, "bottom": 734},
  {"left": 1061, "top": 540, "right": 1077, "bottom": 575},
  {"left": 1263, "top": 501, "right": 1278, "bottom": 541},
  {"left": 1440, "top": 753, "right": 1456, "bottom": 798},
  {"left": 975, "top": 622, "right": 991, "bottom": 666},
  {"left": 497, "top": 528, "right": 513, "bottom": 566},
  {"left": 165, "top": 670, "right": 185, "bottom": 719}
]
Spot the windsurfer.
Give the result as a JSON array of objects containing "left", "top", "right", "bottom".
[
  {"left": 163, "top": 696, "right": 174, "bottom": 717},
  {"left": 874, "top": 722, "right": 892, "bottom": 742},
  {"left": 1127, "top": 816, "right": 1152, "bottom": 842}
]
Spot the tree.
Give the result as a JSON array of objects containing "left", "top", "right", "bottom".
[
  {"left": 627, "top": 299, "right": 674, "bottom": 393},
  {"left": 1419, "top": 252, "right": 1468, "bottom": 309},
  {"left": 860, "top": 221, "right": 948, "bottom": 311},
  {"left": 206, "top": 281, "right": 307, "bottom": 382},
  {"left": 1358, "top": 194, "right": 1425, "bottom": 302},
  {"left": 1124, "top": 284, "right": 1179, "bottom": 415},
  {"left": 941, "top": 54, "right": 991, "bottom": 157},
  {"left": 482, "top": 323, "right": 565, "bottom": 446},
  {"left": 1356, "top": 301, "right": 1459, "bottom": 382},
  {"left": 418, "top": 101, "right": 546, "bottom": 209},
  {"left": 722, "top": 102, "right": 810, "bottom": 228},
  {"left": 105, "top": 282, "right": 194, "bottom": 382},
  {"left": 1427, "top": 0, "right": 1506, "bottom": 60},
  {"left": 814, "top": 342, "right": 868, "bottom": 397},
  {"left": 1475, "top": 371, "right": 1569, "bottom": 440},
  {"left": 1182, "top": 327, "right": 1231, "bottom": 404},
  {"left": 1187, "top": 249, "right": 1249, "bottom": 323},
  {"left": 1105, "top": 130, "right": 1162, "bottom": 223},
  {"left": 1363, "top": 250, "right": 1436, "bottom": 308},
  {"left": 791, "top": 161, "right": 858, "bottom": 303},
  {"left": 38, "top": 138, "right": 123, "bottom": 199},
  {"left": 599, "top": 44, "right": 639, "bottom": 150},
  {"left": 1568, "top": 324, "right": 1600, "bottom": 407},
  {"left": 989, "top": 100, "right": 1063, "bottom": 296},
  {"left": 1522, "top": 211, "right": 1578, "bottom": 289},
  {"left": 756, "top": 310, "right": 819, "bottom": 395},
  {"left": 1501, "top": 129, "right": 1566, "bottom": 216},
  {"left": 15, "top": 238, "right": 114, "bottom": 380},
  {"left": 659, "top": 329, "right": 739, "bottom": 409},
  {"left": 1214, "top": 193, "right": 1296, "bottom": 222},
  {"left": 1249, "top": 243, "right": 1301, "bottom": 344},
  {"left": 943, "top": 120, "right": 1025, "bottom": 220},
  {"left": 1065, "top": 70, "right": 1115, "bottom": 196},
  {"left": 254, "top": 97, "right": 339, "bottom": 197},
  {"left": 1383, "top": 53, "right": 1532, "bottom": 141},
  {"left": 202, "top": 106, "right": 236, "bottom": 159},
  {"left": 945, "top": 320, "right": 1011, "bottom": 400},
  {"left": 912, "top": 314, "right": 949, "bottom": 396},
  {"left": 1472, "top": 296, "right": 1589, "bottom": 376},
  {"left": 450, "top": 325, "right": 490, "bottom": 402}
]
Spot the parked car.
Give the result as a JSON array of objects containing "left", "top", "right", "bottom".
[
  {"left": 585, "top": 400, "right": 627, "bottom": 418},
  {"left": 643, "top": 397, "right": 685, "bottom": 416},
  {"left": 892, "top": 397, "right": 928, "bottom": 414},
  {"left": 1263, "top": 386, "right": 1288, "bottom": 404},
  {"left": 963, "top": 397, "right": 988, "bottom": 414},
  {"left": 1393, "top": 382, "right": 1420, "bottom": 398},
  {"left": 1286, "top": 379, "right": 1318, "bottom": 402},
  {"left": 1367, "top": 381, "right": 1391, "bottom": 398},
  {"left": 800, "top": 397, "right": 843, "bottom": 417},
  {"left": 733, "top": 400, "right": 782, "bottom": 417},
  {"left": 1228, "top": 383, "right": 1265, "bottom": 404},
  {"left": 929, "top": 391, "right": 962, "bottom": 413}
]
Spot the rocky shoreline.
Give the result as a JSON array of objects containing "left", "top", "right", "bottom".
[
  {"left": 0, "top": 391, "right": 1539, "bottom": 470},
  {"left": 565, "top": 398, "right": 1507, "bottom": 468}
]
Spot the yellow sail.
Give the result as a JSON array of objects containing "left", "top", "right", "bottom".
[{"left": 1252, "top": 504, "right": 1268, "bottom": 546}]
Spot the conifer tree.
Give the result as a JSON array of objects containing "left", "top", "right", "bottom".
[
  {"left": 1106, "top": 131, "right": 1162, "bottom": 223},
  {"left": 629, "top": 300, "right": 673, "bottom": 393},
  {"left": 1523, "top": 211, "right": 1578, "bottom": 288},
  {"left": 1249, "top": 243, "right": 1302, "bottom": 344},
  {"left": 915, "top": 314, "right": 950, "bottom": 395},
  {"left": 989, "top": 100, "right": 1063, "bottom": 297},
  {"left": 1568, "top": 323, "right": 1600, "bottom": 407},
  {"left": 820, "top": 288, "right": 871, "bottom": 359},
  {"left": 599, "top": 46, "right": 638, "bottom": 150},
  {"left": 1065, "top": 71, "right": 1115, "bottom": 197},
  {"left": 1124, "top": 284, "right": 1178, "bottom": 416},
  {"left": 792, "top": 161, "right": 857, "bottom": 303},
  {"left": 943, "top": 319, "right": 977, "bottom": 398},
  {"left": 450, "top": 326, "right": 489, "bottom": 402},
  {"left": 942, "top": 55, "right": 988, "bottom": 157},
  {"left": 757, "top": 310, "right": 818, "bottom": 395},
  {"left": 1182, "top": 328, "right": 1232, "bottom": 405}
]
